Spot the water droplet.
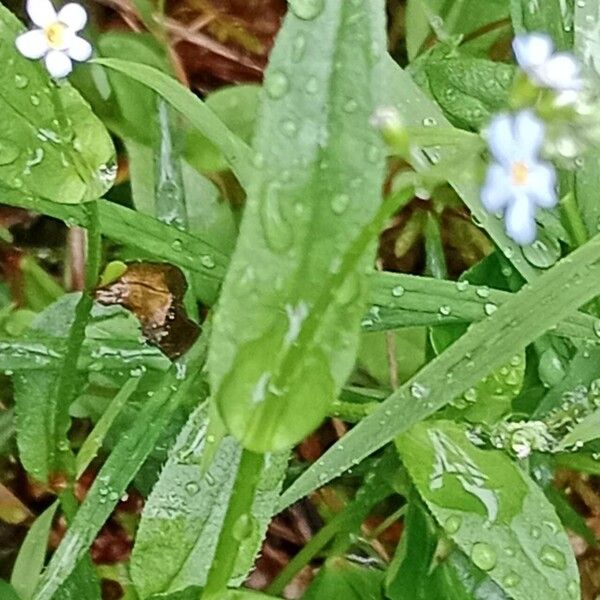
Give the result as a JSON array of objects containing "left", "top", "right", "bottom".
[
  {"left": 30, "top": 94, "right": 40, "bottom": 106},
  {"left": 172, "top": 239, "right": 183, "bottom": 252},
  {"left": 444, "top": 515, "right": 462, "bottom": 534},
  {"left": 14, "top": 74, "right": 28, "bottom": 89},
  {"left": 476, "top": 286, "right": 490, "bottom": 298},
  {"left": 185, "top": 481, "right": 200, "bottom": 496},
  {"left": 455, "top": 280, "right": 469, "bottom": 292},
  {"left": 344, "top": 98, "right": 358, "bottom": 113},
  {"left": 531, "top": 526, "right": 541, "bottom": 539},
  {"left": 292, "top": 33, "right": 307, "bottom": 61},
  {"left": 331, "top": 193, "right": 350, "bottom": 215},
  {"left": 567, "top": 580, "right": 580, "bottom": 597},
  {"left": 200, "top": 255, "right": 215, "bottom": 269},
  {"left": 471, "top": 542, "right": 497, "bottom": 571},
  {"left": 305, "top": 76, "right": 318, "bottom": 94},
  {"left": 0, "top": 140, "right": 20, "bottom": 166},
  {"left": 503, "top": 572, "right": 521, "bottom": 588},
  {"left": 464, "top": 388, "right": 477, "bottom": 402},
  {"left": 289, "top": 0, "right": 324, "bottom": 20},
  {"left": 281, "top": 119, "right": 298, "bottom": 137},
  {"left": 410, "top": 382, "right": 430, "bottom": 400},
  {"left": 539, "top": 545, "right": 566, "bottom": 570},
  {"left": 265, "top": 70, "right": 290, "bottom": 99},
  {"left": 260, "top": 182, "right": 293, "bottom": 252},
  {"left": 391, "top": 285, "right": 405, "bottom": 298},
  {"left": 423, "top": 117, "right": 437, "bottom": 127},
  {"left": 484, "top": 302, "right": 498, "bottom": 316},
  {"left": 439, "top": 305, "right": 451, "bottom": 316}
]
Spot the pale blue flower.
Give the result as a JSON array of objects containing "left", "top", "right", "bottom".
[
  {"left": 513, "top": 33, "right": 583, "bottom": 93},
  {"left": 481, "top": 110, "right": 557, "bottom": 246}
]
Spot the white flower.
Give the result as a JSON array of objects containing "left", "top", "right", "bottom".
[
  {"left": 481, "top": 110, "right": 557, "bottom": 246},
  {"left": 513, "top": 33, "right": 583, "bottom": 93},
  {"left": 15, "top": 0, "right": 92, "bottom": 79}
]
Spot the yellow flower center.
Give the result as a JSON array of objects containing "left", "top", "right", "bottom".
[
  {"left": 511, "top": 161, "right": 529, "bottom": 186},
  {"left": 44, "top": 22, "right": 67, "bottom": 49}
]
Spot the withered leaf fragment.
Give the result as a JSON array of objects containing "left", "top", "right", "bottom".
[{"left": 95, "top": 263, "right": 199, "bottom": 359}]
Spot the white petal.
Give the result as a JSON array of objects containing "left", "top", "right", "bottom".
[
  {"left": 481, "top": 163, "right": 512, "bottom": 213},
  {"left": 44, "top": 49, "right": 72, "bottom": 78},
  {"left": 26, "top": 0, "right": 57, "bottom": 28},
  {"left": 15, "top": 29, "right": 49, "bottom": 59},
  {"left": 535, "top": 53, "right": 583, "bottom": 91},
  {"left": 513, "top": 110, "right": 545, "bottom": 160},
  {"left": 505, "top": 194, "right": 537, "bottom": 245},
  {"left": 57, "top": 3, "right": 87, "bottom": 31},
  {"left": 513, "top": 33, "right": 553, "bottom": 70},
  {"left": 526, "top": 162, "right": 557, "bottom": 208},
  {"left": 67, "top": 36, "right": 92, "bottom": 61},
  {"left": 487, "top": 113, "right": 516, "bottom": 166}
]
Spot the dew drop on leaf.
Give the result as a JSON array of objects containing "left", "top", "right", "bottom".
[
  {"left": 470, "top": 542, "right": 497, "bottom": 571},
  {"left": 331, "top": 193, "right": 350, "bottom": 215},
  {"left": 391, "top": 285, "right": 405, "bottom": 298},
  {"left": 14, "top": 74, "right": 28, "bottom": 89},
  {"left": 444, "top": 515, "right": 462, "bottom": 534},
  {"left": 539, "top": 545, "right": 567, "bottom": 570},
  {"left": 503, "top": 572, "right": 521, "bottom": 588},
  {"left": 0, "top": 139, "right": 20, "bottom": 165},
  {"left": 289, "top": 0, "right": 325, "bottom": 20},
  {"left": 265, "top": 70, "right": 290, "bottom": 100},
  {"left": 484, "top": 302, "right": 498, "bottom": 316}
]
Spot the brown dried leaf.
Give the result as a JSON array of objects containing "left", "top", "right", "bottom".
[{"left": 95, "top": 262, "right": 199, "bottom": 358}]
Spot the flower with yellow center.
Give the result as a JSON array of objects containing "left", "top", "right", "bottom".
[
  {"left": 481, "top": 110, "right": 557, "bottom": 246},
  {"left": 15, "top": 0, "right": 92, "bottom": 79}
]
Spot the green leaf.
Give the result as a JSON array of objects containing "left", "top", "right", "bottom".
[
  {"left": 574, "top": 0, "right": 600, "bottom": 237},
  {"left": 13, "top": 296, "right": 168, "bottom": 482},
  {"left": 131, "top": 404, "right": 287, "bottom": 598},
  {"left": 396, "top": 421, "right": 579, "bottom": 600},
  {"left": 510, "top": 0, "right": 572, "bottom": 49},
  {"left": 426, "top": 57, "right": 513, "bottom": 130},
  {"left": 33, "top": 337, "right": 209, "bottom": 600},
  {"left": 1, "top": 190, "right": 226, "bottom": 306},
  {"left": 208, "top": 0, "right": 388, "bottom": 452},
  {"left": 303, "top": 558, "right": 384, "bottom": 600},
  {"left": 0, "top": 580, "right": 21, "bottom": 600},
  {"left": 93, "top": 58, "right": 254, "bottom": 189},
  {"left": 0, "top": 5, "right": 115, "bottom": 203},
  {"left": 278, "top": 234, "right": 600, "bottom": 509},
  {"left": 11, "top": 502, "right": 58, "bottom": 600}
]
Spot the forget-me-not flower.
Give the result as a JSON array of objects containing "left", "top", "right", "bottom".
[
  {"left": 16, "top": 0, "right": 92, "bottom": 79},
  {"left": 513, "top": 33, "right": 583, "bottom": 94},
  {"left": 481, "top": 110, "right": 557, "bottom": 245}
]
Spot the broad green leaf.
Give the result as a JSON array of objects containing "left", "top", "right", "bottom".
[
  {"left": 574, "top": 0, "right": 600, "bottom": 237},
  {"left": 208, "top": 0, "right": 387, "bottom": 452},
  {"left": 33, "top": 336, "right": 209, "bottom": 600},
  {"left": 0, "top": 5, "right": 115, "bottom": 203},
  {"left": 131, "top": 404, "right": 287, "bottom": 598},
  {"left": 11, "top": 502, "right": 58, "bottom": 599},
  {"left": 93, "top": 58, "right": 253, "bottom": 189},
  {"left": 426, "top": 57, "right": 513, "bottom": 130},
  {"left": 396, "top": 421, "right": 579, "bottom": 600},
  {"left": 278, "top": 234, "right": 600, "bottom": 509}
]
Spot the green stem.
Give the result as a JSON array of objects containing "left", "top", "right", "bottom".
[
  {"left": 267, "top": 510, "right": 352, "bottom": 596},
  {"left": 202, "top": 448, "right": 264, "bottom": 599},
  {"left": 51, "top": 200, "right": 100, "bottom": 489}
]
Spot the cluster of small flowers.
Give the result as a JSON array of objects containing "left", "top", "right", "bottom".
[
  {"left": 481, "top": 34, "right": 585, "bottom": 245},
  {"left": 15, "top": 0, "right": 91, "bottom": 78}
]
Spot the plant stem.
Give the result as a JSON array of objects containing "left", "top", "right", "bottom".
[
  {"left": 202, "top": 448, "right": 264, "bottom": 599},
  {"left": 267, "top": 510, "right": 352, "bottom": 596}
]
